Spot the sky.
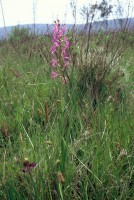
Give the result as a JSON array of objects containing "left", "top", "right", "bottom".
[{"left": 0, "top": 0, "right": 134, "bottom": 28}]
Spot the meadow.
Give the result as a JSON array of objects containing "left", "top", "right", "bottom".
[{"left": 0, "top": 22, "right": 134, "bottom": 199}]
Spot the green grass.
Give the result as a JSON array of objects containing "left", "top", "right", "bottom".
[{"left": 0, "top": 33, "right": 134, "bottom": 200}]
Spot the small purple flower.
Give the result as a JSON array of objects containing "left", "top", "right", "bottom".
[
  {"left": 29, "top": 163, "right": 36, "bottom": 168},
  {"left": 51, "top": 58, "right": 57, "bottom": 67},
  {"left": 51, "top": 71, "right": 58, "bottom": 78},
  {"left": 22, "top": 159, "right": 36, "bottom": 173},
  {"left": 64, "top": 36, "right": 70, "bottom": 47},
  {"left": 50, "top": 46, "right": 56, "bottom": 55}
]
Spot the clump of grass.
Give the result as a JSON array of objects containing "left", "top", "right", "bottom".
[{"left": 75, "top": 31, "right": 127, "bottom": 108}]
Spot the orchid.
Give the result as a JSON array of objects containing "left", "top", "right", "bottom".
[
  {"left": 50, "top": 20, "right": 70, "bottom": 80},
  {"left": 51, "top": 71, "right": 58, "bottom": 78},
  {"left": 51, "top": 58, "right": 57, "bottom": 67}
]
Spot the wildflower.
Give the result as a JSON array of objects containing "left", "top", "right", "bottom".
[
  {"left": 50, "top": 19, "right": 70, "bottom": 80},
  {"left": 51, "top": 71, "right": 58, "bottom": 78},
  {"left": 22, "top": 158, "right": 36, "bottom": 173},
  {"left": 51, "top": 58, "right": 57, "bottom": 67},
  {"left": 64, "top": 36, "right": 70, "bottom": 48}
]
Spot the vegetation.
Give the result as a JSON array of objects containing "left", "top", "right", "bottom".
[
  {"left": 8, "top": 26, "right": 31, "bottom": 48},
  {"left": 0, "top": 16, "right": 134, "bottom": 200}
]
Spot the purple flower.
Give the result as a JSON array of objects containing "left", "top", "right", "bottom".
[
  {"left": 50, "top": 19, "right": 70, "bottom": 79},
  {"left": 50, "top": 46, "right": 56, "bottom": 55},
  {"left": 51, "top": 58, "right": 57, "bottom": 67},
  {"left": 22, "top": 159, "right": 36, "bottom": 173},
  {"left": 64, "top": 36, "right": 70, "bottom": 47},
  {"left": 51, "top": 71, "right": 58, "bottom": 78}
]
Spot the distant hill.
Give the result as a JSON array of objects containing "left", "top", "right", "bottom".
[
  {"left": 0, "top": 18, "right": 134, "bottom": 40},
  {"left": 91, "top": 17, "right": 134, "bottom": 31}
]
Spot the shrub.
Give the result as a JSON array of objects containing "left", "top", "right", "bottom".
[{"left": 8, "top": 26, "right": 31, "bottom": 50}]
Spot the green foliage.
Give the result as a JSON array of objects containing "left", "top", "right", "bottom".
[
  {"left": 8, "top": 26, "right": 31, "bottom": 48},
  {"left": 0, "top": 28, "right": 134, "bottom": 199},
  {"left": 71, "top": 29, "right": 129, "bottom": 110}
]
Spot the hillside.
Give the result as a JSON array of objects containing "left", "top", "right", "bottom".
[{"left": 0, "top": 17, "right": 134, "bottom": 39}]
